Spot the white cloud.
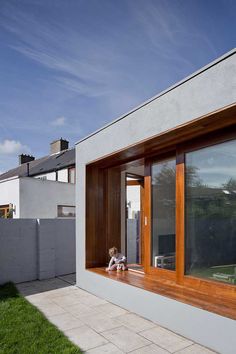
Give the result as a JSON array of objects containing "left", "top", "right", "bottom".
[
  {"left": 0, "top": 140, "right": 29, "bottom": 155},
  {"left": 51, "top": 116, "right": 66, "bottom": 127}
]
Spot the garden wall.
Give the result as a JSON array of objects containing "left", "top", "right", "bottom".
[{"left": 0, "top": 219, "right": 75, "bottom": 284}]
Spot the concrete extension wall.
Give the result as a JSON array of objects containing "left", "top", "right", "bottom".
[
  {"left": 0, "top": 219, "right": 75, "bottom": 284},
  {"left": 75, "top": 51, "right": 236, "bottom": 354}
]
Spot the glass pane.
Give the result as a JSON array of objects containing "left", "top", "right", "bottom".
[
  {"left": 126, "top": 184, "right": 141, "bottom": 264},
  {"left": 58, "top": 205, "right": 75, "bottom": 217},
  {"left": 185, "top": 139, "right": 236, "bottom": 285},
  {"left": 151, "top": 158, "right": 176, "bottom": 270}
]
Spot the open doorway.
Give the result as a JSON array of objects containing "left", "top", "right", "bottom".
[{"left": 126, "top": 174, "right": 144, "bottom": 273}]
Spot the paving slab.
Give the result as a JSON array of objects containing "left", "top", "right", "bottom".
[
  {"left": 139, "top": 326, "right": 193, "bottom": 353},
  {"left": 130, "top": 344, "right": 169, "bottom": 354},
  {"left": 36, "top": 301, "right": 66, "bottom": 317},
  {"left": 48, "top": 312, "right": 84, "bottom": 331},
  {"left": 86, "top": 343, "right": 125, "bottom": 354},
  {"left": 67, "top": 302, "right": 101, "bottom": 318},
  {"left": 94, "top": 303, "right": 128, "bottom": 318},
  {"left": 79, "top": 312, "right": 121, "bottom": 333},
  {"left": 175, "top": 343, "right": 217, "bottom": 354},
  {"left": 77, "top": 293, "right": 108, "bottom": 307},
  {"left": 65, "top": 325, "right": 108, "bottom": 351},
  {"left": 101, "top": 326, "right": 151, "bottom": 352},
  {"left": 51, "top": 293, "right": 83, "bottom": 307},
  {"left": 116, "top": 313, "right": 156, "bottom": 333}
]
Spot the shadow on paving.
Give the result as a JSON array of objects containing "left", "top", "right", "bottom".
[{"left": 16, "top": 273, "right": 76, "bottom": 296}]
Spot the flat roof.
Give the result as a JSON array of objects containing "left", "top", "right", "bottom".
[{"left": 76, "top": 48, "right": 235, "bottom": 146}]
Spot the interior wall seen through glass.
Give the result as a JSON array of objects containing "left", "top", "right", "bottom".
[{"left": 126, "top": 184, "right": 141, "bottom": 264}]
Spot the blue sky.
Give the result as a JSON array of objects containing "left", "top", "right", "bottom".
[{"left": 0, "top": 0, "right": 235, "bottom": 173}]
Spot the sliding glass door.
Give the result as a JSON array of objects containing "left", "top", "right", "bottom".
[
  {"left": 151, "top": 156, "right": 176, "bottom": 271},
  {"left": 185, "top": 139, "right": 236, "bottom": 285}
]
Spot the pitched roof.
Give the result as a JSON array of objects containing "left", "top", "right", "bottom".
[{"left": 0, "top": 148, "right": 75, "bottom": 181}]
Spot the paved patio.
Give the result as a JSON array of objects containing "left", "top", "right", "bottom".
[{"left": 17, "top": 274, "right": 217, "bottom": 354}]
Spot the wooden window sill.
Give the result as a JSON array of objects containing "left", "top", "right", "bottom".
[{"left": 88, "top": 267, "right": 236, "bottom": 320}]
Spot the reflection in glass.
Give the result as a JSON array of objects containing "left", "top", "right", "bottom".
[
  {"left": 57, "top": 205, "right": 75, "bottom": 217},
  {"left": 185, "top": 139, "right": 236, "bottom": 285},
  {"left": 151, "top": 158, "right": 176, "bottom": 270}
]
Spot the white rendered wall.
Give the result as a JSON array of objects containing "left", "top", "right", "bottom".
[
  {"left": 19, "top": 177, "right": 75, "bottom": 218},
  {"left": 0, "top": 178, "right": 20, "bottom": 218},
  {"left": 76, "top": 51, "right": 236, "bottom": 354}
]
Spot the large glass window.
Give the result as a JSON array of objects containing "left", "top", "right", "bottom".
[
  {"left": 185, "top": 139, "right": 236, "bottom": 285},
  {"left": 151, "top": 157, "right": 176, "bottom": 270}
]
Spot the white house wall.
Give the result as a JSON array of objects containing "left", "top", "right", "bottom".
[
  {"left": 0, "top": 178, "right": 20, "bottom": 218},
  {"left": 19, "top": 177, "right": 75, "bottom": 218},
  {"left": 75, "top": 51, "right": 236, "bottom": 354}
]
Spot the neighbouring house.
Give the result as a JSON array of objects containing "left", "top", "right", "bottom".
[
  {"left": 75, "top": 49, "right": 236, "bottom": 354},
  {"left": 0, "top": 138, "right": 75, "bottom": 218}
]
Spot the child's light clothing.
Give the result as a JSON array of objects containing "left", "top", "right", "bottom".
[{"left": 108, "top": 253, "right": 127, "bottom": 271}]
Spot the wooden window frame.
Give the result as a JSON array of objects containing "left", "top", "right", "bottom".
[
  {"left": 0, "top": 204, "right": 10, "bottom": 219},
  {"left": 125, "top": 173, "right": 144, "bottom": 266},
  {"left": 144, "top": 127, "right": 236, "bottom": 295}
]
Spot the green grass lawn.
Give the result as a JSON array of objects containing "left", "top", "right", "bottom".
[{"left": 0, "top": 283, "right": 82, "bottom": 354}]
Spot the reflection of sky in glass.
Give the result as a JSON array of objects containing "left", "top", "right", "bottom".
[{"left": 186, "top": 139, "right": 236, "bottom": 188}]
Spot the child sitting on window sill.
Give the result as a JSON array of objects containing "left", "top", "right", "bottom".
[{"left": 106, "top": 246, "right": 128, "bottom": 272}]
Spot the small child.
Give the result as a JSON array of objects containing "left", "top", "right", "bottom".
[{"left": 106, "top": 247, "right": 128, "bottom": 272}]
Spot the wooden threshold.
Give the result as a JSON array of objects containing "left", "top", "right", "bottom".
[{"left": 88, "top": 268, "right": 236, "bottom": 320}]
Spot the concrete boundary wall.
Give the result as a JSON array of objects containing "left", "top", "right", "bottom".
[{"left": 0, "top": 219, "right": 75, "bottom": 284}]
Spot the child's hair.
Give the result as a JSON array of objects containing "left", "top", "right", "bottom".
[{"left": 109, "top": 246, "right": 118, "bottom": 257}]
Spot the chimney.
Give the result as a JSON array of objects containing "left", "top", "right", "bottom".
[
  {"left": 50, "top": 138, "right": 69, "bottom": 155},
  {"left": 19, "top": 154, "right": 35, "bottom": 165}
]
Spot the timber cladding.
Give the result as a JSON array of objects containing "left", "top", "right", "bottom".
[{"left": 86, "top": 166, "right": 121, "bottom": 268}]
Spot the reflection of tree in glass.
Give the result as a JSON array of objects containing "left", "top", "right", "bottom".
[
  {"left": 186, "top": 165, "right": 236, "bottom": 218},
  {"left": 152, "top": 164, "right": 175, "bottom": 218}
]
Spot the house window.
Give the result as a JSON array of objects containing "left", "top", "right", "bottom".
[
  {"left": 185, "top": 139, "right": 236, "bottom": 285},
  {"left": 151, "top": 157, "right": 176, "bottom": 270},
  {"left": 57, "top": 205, "right": 75, "bottom": 218},
  {"left": 0, "top": 205, "right": 11, "bottom": 218},
  {"left": 68, "top": 167, "right": 75, "bottom": 184}
]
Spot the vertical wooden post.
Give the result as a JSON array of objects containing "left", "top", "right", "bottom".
[
  {"left": 176, "top": 151, "right": 185, "bottom": 284},
  {"left": 144, "top": 160, "right": 151, "bottom": 274}
]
